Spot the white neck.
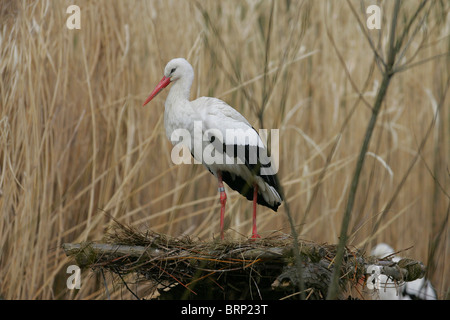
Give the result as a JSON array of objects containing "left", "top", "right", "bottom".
[
  {"left": 163, "top": 72, "right": 195, "bottom": 141},
  {"left": 166, "top": 74, "right": 193, "bottom": 104}
]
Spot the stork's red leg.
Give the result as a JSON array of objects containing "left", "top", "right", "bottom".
[
  {"left": 251, "top": 183, "right": 261, "bottom": 239},
  {"left": 217, "top": 171, "right": 227, "bottom": 240}
]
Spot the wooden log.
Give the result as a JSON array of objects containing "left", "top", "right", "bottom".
[
  {"left": 62, "top": 242, "right": 181, "bottom": 266},
  {"left": 62, "top": 242, "right": 426, "bottom": 282},
  {"left": 61, "top": 239, "right": 427, "bottom": 300},
  {"left": 62, "top": 242, "right": 288, "bottom": 266}
]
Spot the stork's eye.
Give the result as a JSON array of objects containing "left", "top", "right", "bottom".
[{"left": 170, "top": 68, "right": 176, "bottom": 74}]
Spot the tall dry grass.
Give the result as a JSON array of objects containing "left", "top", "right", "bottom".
[{"left": 0, "top": 0, "right": 448, "bottom": 299}]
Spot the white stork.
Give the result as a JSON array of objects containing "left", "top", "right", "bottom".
[
  {"left": 371, "top": 243, "right": 437, "bottom": 300},
  {"left": 143, "top": 58, "right": 282, "bottom": 239}
]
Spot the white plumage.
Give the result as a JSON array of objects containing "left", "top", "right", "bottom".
[
  {"left": 143, "top": 58, "right": 282, "bottom": 239},
  {"left": 371, "top": 243, "right": 437, "bottom": 300}
]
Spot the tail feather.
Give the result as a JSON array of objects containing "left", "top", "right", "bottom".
[{"left": 220, "top": 170, "right": 282, "bottom": 211}]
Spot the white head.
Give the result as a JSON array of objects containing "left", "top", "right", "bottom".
[
  {"left": 143, "top": 58, "right": 194, "bottom": 106},
  {"left": 163, "top": 58, "right": 194, "bottom": 82}
]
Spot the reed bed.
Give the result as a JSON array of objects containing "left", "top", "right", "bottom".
[{"left": 0, "top": 0, "right": 448, "bottom": 299}]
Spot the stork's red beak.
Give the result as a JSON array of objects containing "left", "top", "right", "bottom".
[{"left": 142, "top": 76, "right": 171, "bottom": 106}]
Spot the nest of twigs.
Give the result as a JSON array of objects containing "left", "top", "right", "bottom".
[{"left": 63, "top": 221, "right": 376, "bottom": 299}]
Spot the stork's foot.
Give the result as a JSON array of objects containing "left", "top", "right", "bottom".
[{"left": 250, "top": 233, "right": 261, "bottom": 240}]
